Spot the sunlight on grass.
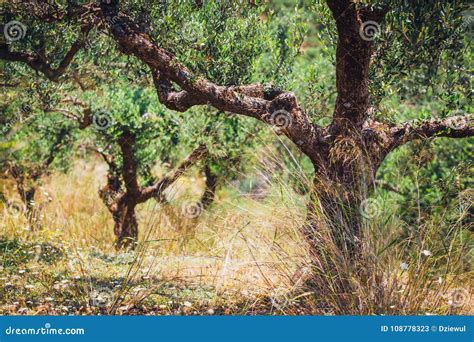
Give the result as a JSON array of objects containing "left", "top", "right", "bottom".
[{"left": 1, "top": 150, "right": 472, "bottom": 315}]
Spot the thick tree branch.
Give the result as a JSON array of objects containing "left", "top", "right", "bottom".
[
  {"left": 99, "top": 1, "right": 320, "bottom": 157},
  {"left": 151, "top": 69, "right": 285, "bottom": 112},
  {"left": 151, "top": 69, "right": 205, "bottom": 111},
  {"left": 384, "top": 114, "right": 474, "bottom": 152},
  {"left": 0, "top": 26, "right": 91, "bottom": 81},
  {"left": 100, "top": 5, "right": 267, "bottom": 118}
]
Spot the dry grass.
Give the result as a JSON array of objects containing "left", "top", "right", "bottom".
[
  {"left": 0, "top": 150, "right": 472, "bottom": 315},
  {"left": 0, "top": 155, "right": 309, "bottom": 315}
]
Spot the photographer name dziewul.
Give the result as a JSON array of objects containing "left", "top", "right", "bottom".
[{"left": 380, "top": 325, "right": 467, "bottom": 333}]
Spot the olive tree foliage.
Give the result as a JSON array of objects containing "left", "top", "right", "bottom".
[
  {"left": 80, "top": 83, "right": 179, "bottom": 184},
  {"left": 0, "top": 0, "right": 94, "bottom": 216},
  {"left": 1, "top": 77, "right": 78, "bottom": 212},
  {"left": 380, "top": 138, "right": 473, "bottom": 226},
  {"left": 1, "top": 1, "right": 472, "bottom": 257},
  {"left": 169, "top": 1, "right": 306, "bottom": 206}
]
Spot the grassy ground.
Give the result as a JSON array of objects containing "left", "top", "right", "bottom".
[
  {"left": 0, "top": 155, "right": 472, "bottom": 315},
  {"left": 1, "top": 157, "right": 311, "bottom": 315}
]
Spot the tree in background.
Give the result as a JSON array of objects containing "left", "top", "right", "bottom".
[
  {"left": 49, "top": 83, "right": 208, "bottom": 248},
  {"left": 0, "top": 106, "right": 73, "bottom": 226}
]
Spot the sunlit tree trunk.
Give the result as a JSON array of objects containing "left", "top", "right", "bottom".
[
  {"left": 305, "top": 162, "right": 375, "bottom": 257},
  {"left": 8, "top": 166, "right": 40, "bottom": 227},
  {"left": 22, "top": 187, "right": 37, "bottom": 226}
]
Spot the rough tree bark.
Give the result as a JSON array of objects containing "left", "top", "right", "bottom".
[
  {"left": 97, "top": 0, "right": 474, "bottom": 256},
  {"left": 302, "top": 0, "right": 385, "bottom": 254},
  {"left": 9, "top": 168, "right": 38, "bottom": 225}
]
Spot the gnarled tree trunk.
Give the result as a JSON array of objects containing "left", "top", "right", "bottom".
[
  {"left": 22, "top": 187, "right": 37, "bottom": 226},
  {"left": 305, "top": 162, "right": 375, "bottom": 258},
  {"left": 7, "top": 165, "right": 40, "bottom": 227}
]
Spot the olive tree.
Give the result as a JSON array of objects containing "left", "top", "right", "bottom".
[
  {"left": 94, "top": 0, "right": 473, "bottom": 255},
  {"left": 1, "top": 0, "right": 472, "bottom": 258},
  {"left": 1, "top": 0, "right": 303, "bottom": 244},
  {"left": 0, "top": 105, "right": 73, "bottom": 226},
  {"left": 50, "top": 83, "right": 208, "bottom": 248}
]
